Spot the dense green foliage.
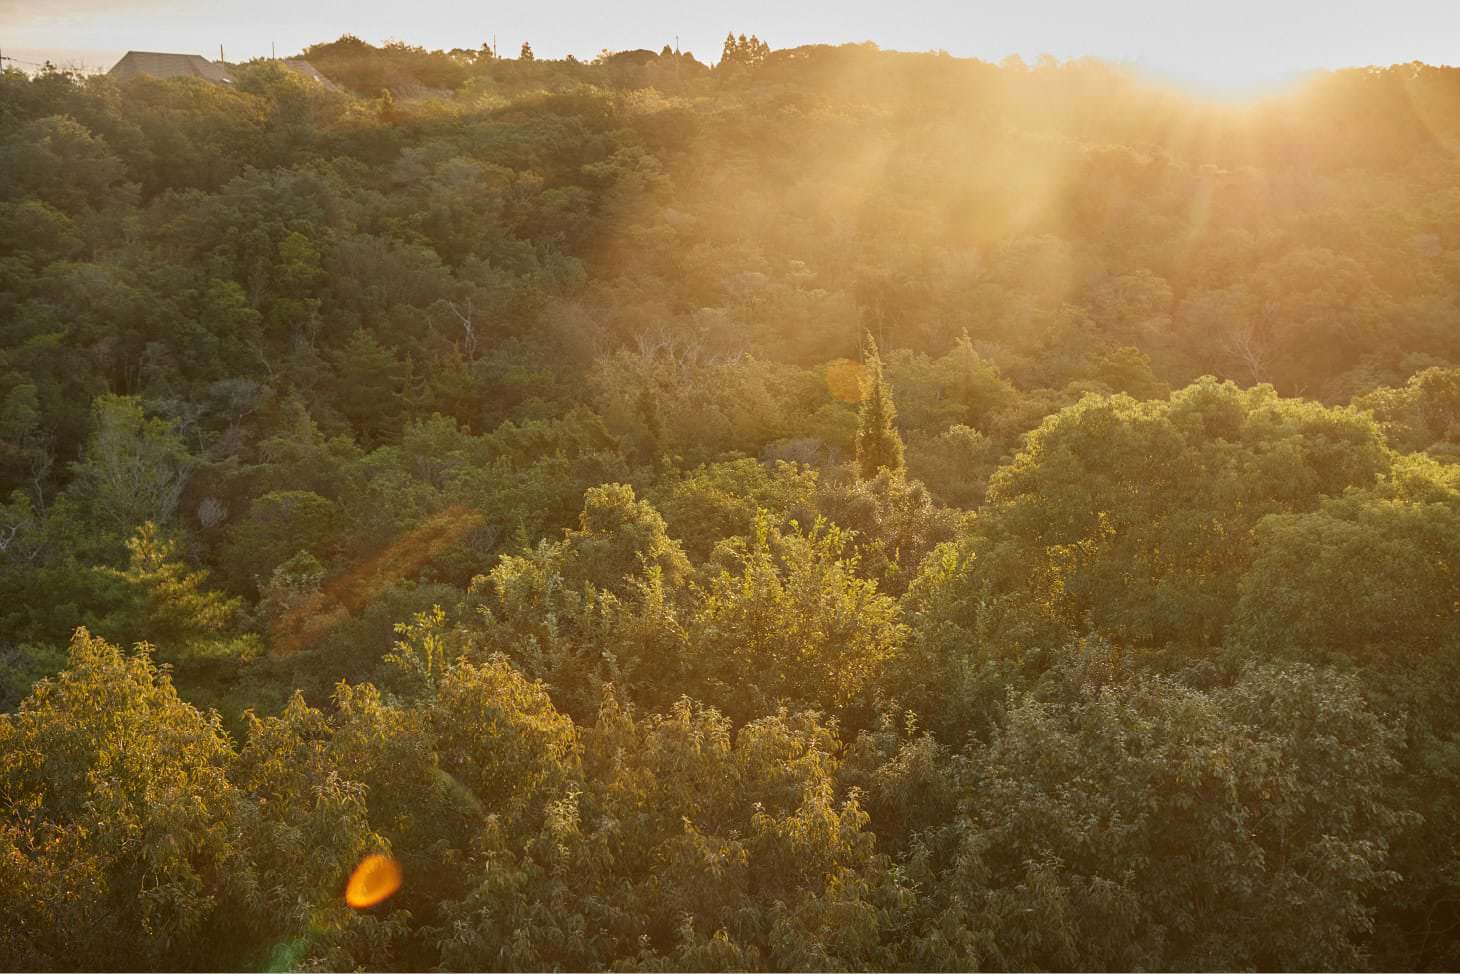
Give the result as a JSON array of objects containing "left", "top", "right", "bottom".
[{"left": 3, "top": 37, "right": 1460, "bottom": 971}]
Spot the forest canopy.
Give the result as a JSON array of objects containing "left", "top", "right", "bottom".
[{"left": 2, "top": 35, "right": 1460, "bottom": 971}]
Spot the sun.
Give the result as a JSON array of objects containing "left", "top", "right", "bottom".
[{"left": 1134, "top": 61, "right": 1312, "bottom": 103}]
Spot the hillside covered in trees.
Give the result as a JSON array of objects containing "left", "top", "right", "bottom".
[{"left": 3, "top": 36, "right": 1460, "bottom": 971}]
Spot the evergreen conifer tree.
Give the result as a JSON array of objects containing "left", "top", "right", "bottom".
[{"left": 855, "top": 333, "right": 905, "bottom": 479}]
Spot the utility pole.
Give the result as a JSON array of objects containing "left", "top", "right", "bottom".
[
  {"left": 272, "top": 41, "right": 276, "bottom": 60},
  {"left": 219, "top": 44, "right": 225, "bottom": 64}
]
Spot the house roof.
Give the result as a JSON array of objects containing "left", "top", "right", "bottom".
[
  {"left": 279, "top": 58, "right": 337, "bottom": 88},
  {"left": 108, "top": 51, "right": 234, "bottom": 84}
]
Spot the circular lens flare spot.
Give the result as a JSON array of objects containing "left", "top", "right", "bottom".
[{"left": 345, "top": 854, "right": 402, "bottom": 908}]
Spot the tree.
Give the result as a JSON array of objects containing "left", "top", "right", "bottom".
[
  {"left": 917, "top": 661, "right": 1409, "bottom": 971},
  {"left": 817, "top": 468, "right": 959, "bottom": 594},
  {"left": 883, "top": 334, "right": 1019, "bottom": 433},
  {"left": 221, "top": 490, "right": 338, "bottom": 595},
  {"left": 68, "top": 394, "right": 193, "bottom": 538},
  {"left": 718, "top": 32, "right": 769, "bottom": 69},
  {"left": 559, "top": 483, "right": 691, "bottom": 595},
  {"left": 100, "top": 521, "right": 246, "bottom": 659},
  {"left": 326, "top": 655, "right": 580, "bottom": 967},
  {"left": 384, "top": 603, "right": 453, "bottom": 696},
  {"left": 969, "top": 378, "right": 1389, "bottom": 656},
  {"left": 905, "top": 424, "right": 999, "bottom": 508},
  {"left": 0, "top": 115, "right": 134, "bottom": 213},
  {"left": 438, "top": 694, "right": 903, "bottom": 970},
  {"left": 1231, "top": 455, "right": 1460, "bottom": 665},
  {"left": 655, "top": 458, "right": 818, "bottom": 562},
  {"left": 1353, "top": 365, "right": 1460, "bottom": 457},
  {"left": 690, "top": 513, "right": 905, "bottom": 723},
  {"left": 326, "top": 329, "right": 404, "bottom": 442},
  {"left": 232, "top": 692, "right": 398, "bottom": 969},
  {"left": 470, "top": 484, "right": 693, "bottom": 717},
  {"left": 519, "top": 42, "right": 535, "bottom": 62},
  {"left": 0, "top": 630, "right": 250, "bottom": 969},
  {"left": 0, "top": 377, "right": 47, "bottom": 491},
  {"left": 855, "top": 333, "right": 905, "bottom": 479},
  {"left": 1092, "top": 345, "right": 1168, "bottom": 399}
]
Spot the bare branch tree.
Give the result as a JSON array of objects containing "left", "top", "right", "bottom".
[{"left": 446, "top": 298, "right": 479, "bottom": 360}]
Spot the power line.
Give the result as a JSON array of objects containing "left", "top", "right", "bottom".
[{"left": 1, "top": 46, "right": 81, "bottom": 71}]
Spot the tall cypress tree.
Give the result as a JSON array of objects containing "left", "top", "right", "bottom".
[{"left": 855, "top": 332, "right": 905, "bottom": 479}]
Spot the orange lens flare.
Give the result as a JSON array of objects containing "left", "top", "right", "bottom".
[
  {"left": 271, "top": 504, "right": 486, "bottom": 657},
  {"left": 345, "top": 854, "right": 403, "bottom": 909}
]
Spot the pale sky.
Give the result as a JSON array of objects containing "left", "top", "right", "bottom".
[{"left": 3, "top": 0, "right": 1458, "bottom": 95}]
